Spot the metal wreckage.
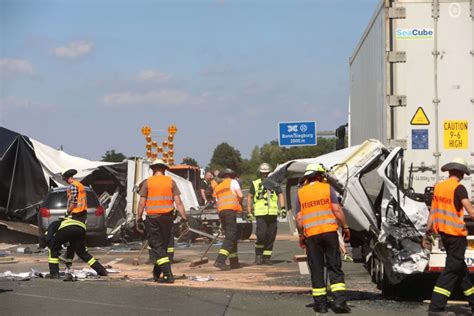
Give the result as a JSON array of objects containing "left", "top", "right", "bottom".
[{"left": 266, "top": 139, "right": 474, "bottom": 293}]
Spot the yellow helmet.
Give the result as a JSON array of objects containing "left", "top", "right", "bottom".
[{"left": 304, "top": 163, "right": 327, "bottom": 176}]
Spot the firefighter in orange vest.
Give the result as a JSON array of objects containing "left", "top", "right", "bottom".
[
  {"left": 213, "top": 168, "right": 243, "bottom": 270},
  {"left": 63, "top": 169, "right": 87, "bottom": 223},
  {"left": 295, "top": 163, "right": 351, "bottom": 314},
  {"left": 426, "top": 158, "right": 474, "bottom": 314},
  {"left": 136, "top": 159, "right": 188, "bottom": 283}
]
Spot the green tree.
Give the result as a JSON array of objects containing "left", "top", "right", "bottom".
[
  {"left": 101, "top": 149, "right": 126, "bottom": 162},
  {"left": 208, "top": 142, "right": 242, "bottom": 173},
  {"left": 181, "top": 156, "right": 199, "bottom": 167}
]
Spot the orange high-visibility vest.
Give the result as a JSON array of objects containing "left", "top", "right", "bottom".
[
  {"left": 215, "top": 179, "right": 242, "bottom": 212},
  {"left": 297, "top": 181, "right": 338, "bottom": 237},
  {"left": 211, "top": 179, "right": 218, "bottom": 190},
  {"left": 145, "top": 175, "right": 175, "bottom": 215},
  {"left": 68, "top": 180, "right": 87, "bottom": 213},
  {"left": 431, "top": 178, "right": 466, "bottom": 237}
]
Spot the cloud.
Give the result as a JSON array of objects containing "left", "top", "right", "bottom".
[
  {"left": 0, "top": 96, "right": 52, "bottom": 109},
  {"left": 135, "top": 69, "right": 174, "bottom": 85},
  {"left": 52, "top": 41, "right": 94, "bottom": 59},
  {"left": 102, "top": 89, "right": 191, "bottom": 107},
  {"left": 0, "top": 58, "right": 35, "bottom": 79},
  {"left": 200, "top": 64, "right": 232, "bottom": 76}
]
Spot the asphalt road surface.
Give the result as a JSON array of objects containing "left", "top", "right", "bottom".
[{"left": 1, "top": 223, "right": 472, "bottom": 315}]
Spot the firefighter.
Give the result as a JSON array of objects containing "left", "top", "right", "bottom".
[
  {"left": 213, "top": 168, "right": 243, "bottom": 270},
  {"left": 63, "top": 169, "right": 87, "bottom": 223},
  {"left": 136, "top": 159, "right": 188, "bottom": 283},
  {"left": 426, "top": 158, "right": 474, "bottom": 314},
  {"left": 247, "top": 162, "right": 286, "bottom": 265},
  {"left": 46, "top": 217, "right": 108, "bottom": 278},
  {"left": 296, "top": 163, "right": 351, "bottom": 314}
]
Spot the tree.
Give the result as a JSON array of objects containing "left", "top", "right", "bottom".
[
  {"left": 208, "top": 142, "right": 242, "bottom": 173},
  {"left": 101, "top": 149, "right": 126, "bottom": 162},
  {"left": 181, "top": 156, "right": 199, "bottom": 167}
]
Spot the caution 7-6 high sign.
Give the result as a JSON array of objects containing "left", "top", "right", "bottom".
[{"left": 278, "top": 121, "right": 317, "bottom": 147}]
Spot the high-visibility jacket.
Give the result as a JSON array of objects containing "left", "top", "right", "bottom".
[
  {"left": 68, "top": 180, "right": 87, "bottom": 213},
  {"left": 431, "top": 178, "right": 467, "bottom": 237},
  {"left": 297, "top": 181, "right": 338, "bottom": 237},
  {"left": 252, "top": 178, "right": 278, "bottom": 216},
  {"left": 215, "top": 179, "right": 242, "bottom": 212},
  {"left": 145, "top": 175, "right": 175, "bottom": 215},
  {"left": 59, "top": 218, "right": 87, "bottom": 231},
  {"left": 211, "top": 179, "right": 218, "bottom": 190}
]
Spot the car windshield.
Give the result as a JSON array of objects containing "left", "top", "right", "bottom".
[{"left": 45, "top": 190, "right": 99, "bottom": 209}]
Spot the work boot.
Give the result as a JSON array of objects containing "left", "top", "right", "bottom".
[
  {"left": 157, "top": 272, "right": 174, "bottom": 284},
  {"left": 332, "top": 302, "right": 351, "bottom": 314},
  {"left": 153, "top": 265, "right": 162, "bottom": 282},
  {"left": 48, "top": 273, "right": 60, "bottom": 279},
  {"left": 229, "top": 258, "right": 241, "bottom": 269},
  {"left": 254, "top": 255, "right": 263, "bottom": 265},
  {"left": 91, "top": 261, "right": 108, "bottom": 276},
  {"left": 313, "top": 304, "right": 328, "bottom": 313},
  {"left": 214, "top": 261, "right": 230, "bottom": 271},
  {"left": 262, "top": 257, "right": 273, "bottom": 265}
]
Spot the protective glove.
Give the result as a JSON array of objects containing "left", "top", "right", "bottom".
[
  {"left": 280, "top": 207, "right": 287, "bottom": 219},
  {"left": 136, "top": 218, "right": 145, "bottom": 234},
  {"left": 298, "top": 234, "right": 306, "bottom": 250},
  {"left": 422, "top": 232, "right": 434, "bottom": 251},
  {"left": 247, "top": 212, "right": 255, "bottom": 222}
]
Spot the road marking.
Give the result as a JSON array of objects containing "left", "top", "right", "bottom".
[
  {"left": 105, "top": 258, "right": 123, "bottom": 266},
  {"left": 6, "top": 292, "right": 171, "bottom": 312}
]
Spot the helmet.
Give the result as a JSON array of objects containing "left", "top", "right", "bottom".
[
  {"left": 258, "top": 163, "right": 272, "bottom": 173},
  {"left": 219, "top": 168, "right": 237, "bottom": 178},
  {"left": 441, "top": 157, "right": 470, "bottom": 175},
  {"left": 62, "top": 169, "right": 78, "bottom": 179},
  {"left": 304, "top": 163, "right": 327, "bottom": 176},
  {"left": 150, "top": 158, "right": 169, "bottom": 169}
]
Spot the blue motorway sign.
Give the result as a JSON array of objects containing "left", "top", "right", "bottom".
[{"left": 279, "top": 121, "right": 317, "bottom": 147}]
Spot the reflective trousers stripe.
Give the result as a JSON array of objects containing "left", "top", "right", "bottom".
[
  {"left": 312, "top": 288, "right": 327, "bottom": 296},
  {"left": 219, "top": 249, "right": 230, "bottom": 257},
  {"left": 87, "top": 258, "right": 97, "bottom": 266},
  {"left": 48, "top": 258, "right": 59, "bottom": 264},
  {"left": 433, "top": 286, "right": 451, "bottom": 297},
  {"left": 465, "top": 287, "right": 474, "bottom": 296},
  {"left": 167, "top": 247, "right": 174, "bottom": 253},
  {"left": 263, "top": 250, "right": 272, "bottom": 256},
  {"left": 156, "top": 257, "right": 170, "bottom": 266},
  {"left": 228, "top": 253, "right": 238, "bottom": 259},
  {"left": 330, "top": 282, "right": 346, "bottom": 292},
  {"left": 255, "top": 244, "right": 264, "bottom": 249}
]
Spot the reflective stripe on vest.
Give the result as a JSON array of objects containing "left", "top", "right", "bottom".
[
  {"left": 431, "top": 178, "right": 466, "bottom": 237},
  {"left": 145, "top": 175, "right": 175, "bottom": 215},
  {"left": 215, "top": 179, "right": 242, "bottom": 212},
  {"left": 59, "top": 218, "right": 87, "bottom": 231},
  {"left": 252, "top": 178, "right": 278, "bottom": 216},
  {"left": 68, "top": 180, "right": 87, "bottom": 213},
  {"left": 297, "top": 181, "right": 338, "bottom": 237}
]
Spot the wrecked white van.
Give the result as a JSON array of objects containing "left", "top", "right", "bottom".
[{"left": 267, "top": 139, "right": 474, "bottom": 295}]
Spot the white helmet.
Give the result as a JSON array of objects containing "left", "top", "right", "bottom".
[
  {"left": 259, "top": 163, "right": 272, "bottom": 173},
  {"left": 150, "top": 158, "right": 169, "bottom": 169},
  {"left": 441, "top": 157, "right": 470, "bottom": 175}
]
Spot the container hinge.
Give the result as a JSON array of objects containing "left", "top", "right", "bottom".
[
  {"left": 388, "top": 7, "right": 406, "bottom": 19},
  {"left": 432, "top": 0, "right": 440, "bottom": 19},
  {"left": 471, "top": 98, "right": 474, "bottom": 104},
  {"left": 470, "top": 0, "right": 473, "bottom": 18},
  {"left": 388, "top": 95, "right": 407, "bottom": 107},
  {"left": 387, "top": 51, "right": 406, "bottom": 63}
]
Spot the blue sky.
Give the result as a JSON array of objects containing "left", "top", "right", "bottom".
[{"left": 1, "top": 0, "right": 379, "bottom": 166}]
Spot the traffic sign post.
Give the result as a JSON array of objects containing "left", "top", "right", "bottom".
[{"left": 278, "top": 121, "right": 317, "bottom": 147}]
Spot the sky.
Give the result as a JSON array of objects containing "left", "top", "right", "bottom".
[{"left": 1, "top": 0, "right": 379, "bottom": 166}]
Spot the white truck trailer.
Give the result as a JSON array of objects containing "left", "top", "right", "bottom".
[{"left": 349, "top": 0, "right": 473, "bottom": 195}]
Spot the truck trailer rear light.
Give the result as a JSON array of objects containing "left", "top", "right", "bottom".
[
  {"left": 39, "top": 207, "right": 51, "bottom": 218},
  {"left": 95, "top": 206, "right": 105, "bottom": 216}
]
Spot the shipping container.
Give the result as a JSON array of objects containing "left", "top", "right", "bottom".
[{"left": 349, "top": 0, "right": 473, "bottom": 198}]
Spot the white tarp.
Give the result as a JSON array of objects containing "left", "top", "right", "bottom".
[{"left": 30, "top": 138, "right": 117, "bottom": 185}]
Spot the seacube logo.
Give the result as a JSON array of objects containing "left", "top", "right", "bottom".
[{"left": 396, "top": 28, "right": 434, "bottom": 39}]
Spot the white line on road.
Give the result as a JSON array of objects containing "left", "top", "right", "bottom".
[{"left": 6, "top": 292, "right": 171, "bottom": 312}]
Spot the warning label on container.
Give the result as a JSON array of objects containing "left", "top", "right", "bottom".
[
  {"left": 444, "top": 120, "right": 468, "bottom": 149},
  {"left": 410, "top": 107, "right": 430, "bottom": 125}
]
